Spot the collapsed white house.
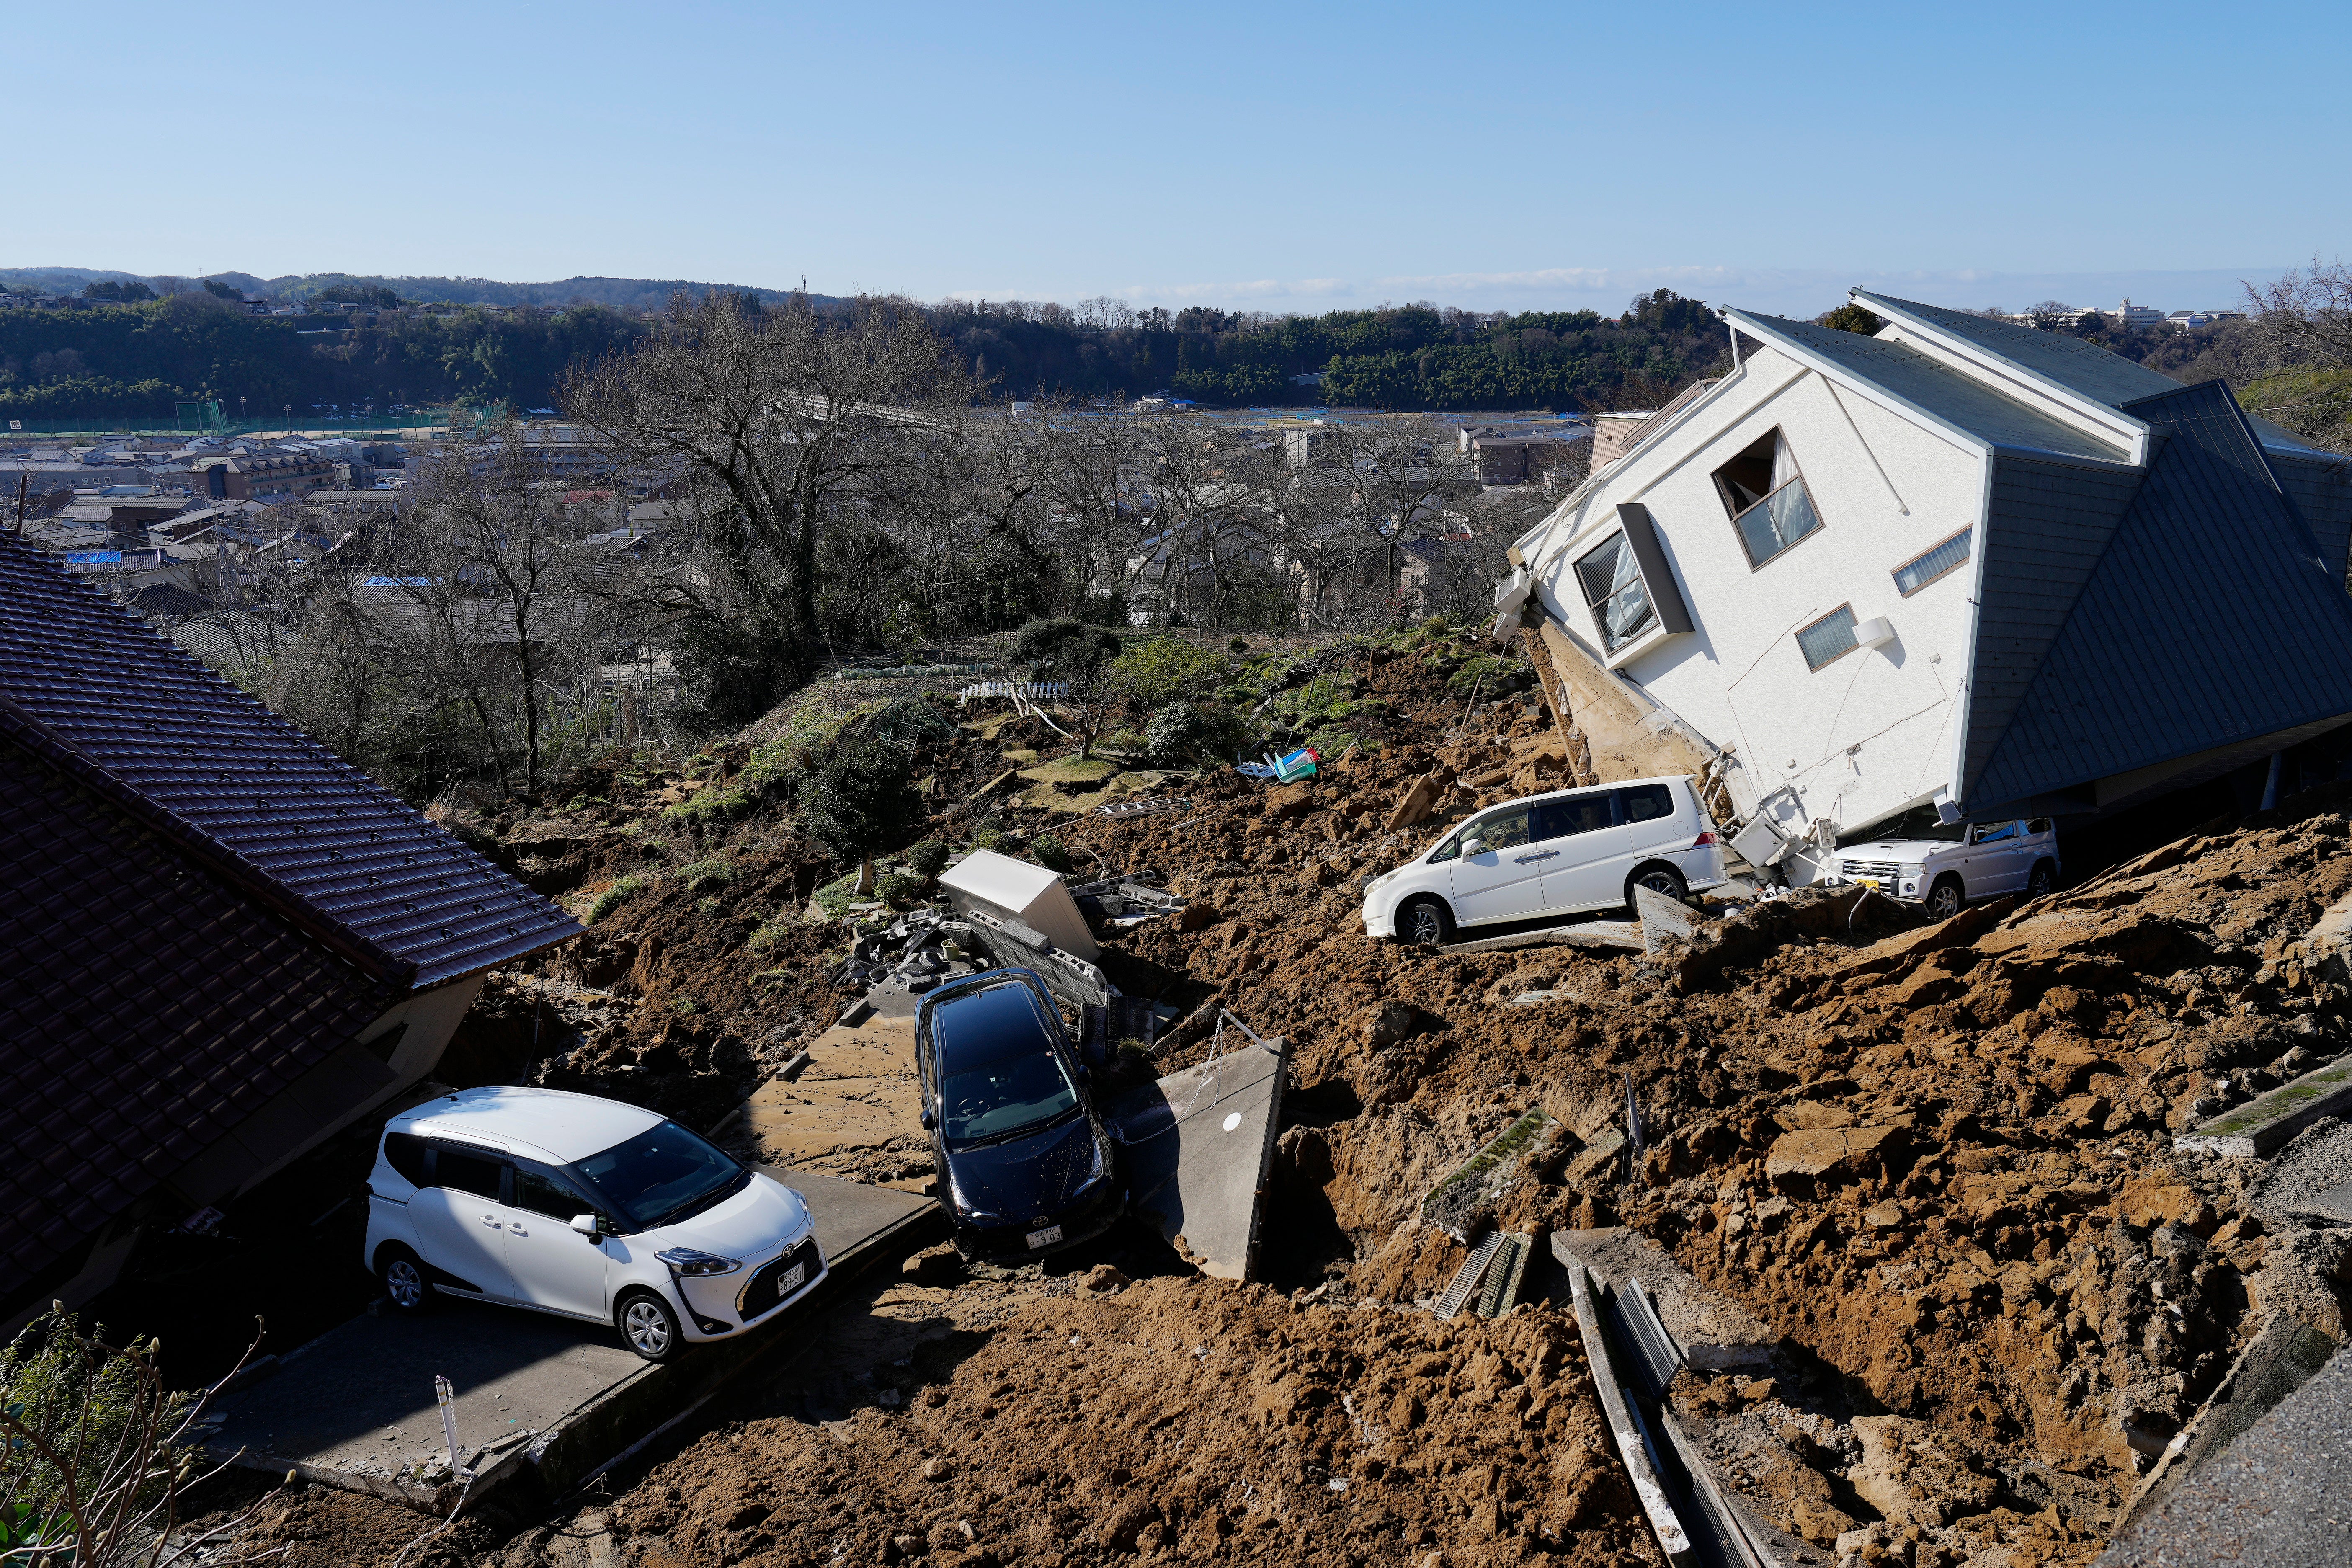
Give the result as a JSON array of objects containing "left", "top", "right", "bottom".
[{"left": 1500, "top": 290, "right": 2352, "bottom": 885}]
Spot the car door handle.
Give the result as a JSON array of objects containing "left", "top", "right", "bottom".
[
  {"left": 509, "top": 1221, "right": 528, "bottom": 1235},
  {"left": 1514, "top": 851, "right": 1557, "bottom": 862},
  {"left": 481, "top": 1214, "right": 502, "bottom": 1228}
]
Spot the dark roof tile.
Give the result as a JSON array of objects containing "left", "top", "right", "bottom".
[{"left": 0, "top": 534, "right": 579, "bottom": 987}]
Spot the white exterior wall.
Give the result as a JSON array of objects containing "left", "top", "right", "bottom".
[{"left": 1524, "top": 346, "right": 1991, "bottom": 846}]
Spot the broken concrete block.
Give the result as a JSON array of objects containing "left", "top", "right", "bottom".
[
  {"left": 1763, "top": 1121, "right": 1911, "bottom": 1190},
  {"left": 1552, "top": 1227, "right": 1776, "bottom": 1373},
  {"left": 1385, "top": 769, "right": 1452, "bottom": 830},
  {"left": 2176, "top": 1052, "right": 2352, "bottom": 1156}
]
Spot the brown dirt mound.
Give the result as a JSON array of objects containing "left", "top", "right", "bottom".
[{"left": 612, "top": 1275, "right": 1658, "bottom": 1568}]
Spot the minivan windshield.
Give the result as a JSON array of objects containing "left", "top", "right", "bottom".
[
  {"left": 931, "top": 981, "right": 1083, "bottom": 1150},
  {"left": 575, "top": 1121, "right": 748, "bottom": 1231}
]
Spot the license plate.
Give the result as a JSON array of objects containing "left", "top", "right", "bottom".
[
  {"left": 1026, "top": 1225, "right": 1063, "bottom": 1250},
  {"left": 778, "top": 1263, "right": 806, "bottom": 1294},
  {"left": 1853, "top": 877, "right": 1881, "bottom": 891}
]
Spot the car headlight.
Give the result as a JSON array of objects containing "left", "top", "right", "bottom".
[
  {"left": 1899, "top": 864, "right": 1922, "bottom": 895},
  {"left": 1073, "top": 1137, "right": 1110, "bottom": 1195},
  {"left": 655, "top": 1247, "right": 741, "bottom": 1277},
  {"left": 946, "top": 1173, "right": 1005, "bottom": 1226}
]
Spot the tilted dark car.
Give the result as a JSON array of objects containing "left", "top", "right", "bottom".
[{"left": 916, "top": 967, "right": 1121, "bottom": 1260}]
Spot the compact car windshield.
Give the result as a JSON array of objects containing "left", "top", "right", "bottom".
[
  {"left": 575, "top": 1122, "right": 746, "bottom": 1230},
  {"left": 939, "top": 1050, "right": 1081, "bottom": 1149}
]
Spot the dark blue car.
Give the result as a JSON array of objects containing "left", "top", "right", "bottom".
[{"left": 916, "top": 967, "right": 1121, "bottom": 1261}]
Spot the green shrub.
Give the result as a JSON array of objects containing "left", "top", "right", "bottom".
[
  {"left": 1422, "top": 615, "right": 1449, "bottom": 633},
  {"left": 677, "top": 857, "right": 738, "bottom": 892},
  {"left": 1032, "top": 833, "right": 1073, "bottom": 873},
  {"left": 1229, "top": 637, "right": 1250, "bottom": 655},
  {"left": 1109, "top": 636, "right": 1225, "bottom": 709},
  {"left": 1011, "top": 617, "right": 1123, "bottom": 681},
  {"left": 673, "top": 996, "right": 701, "bottom": 1015},
  {"left": 1, "top": 1310, "right": 191, "bottom": 1541},
  {"left": 907, "top": 838, "right": 951, "bottom": 878},
  {"left": 802, "top": 741, "right": 925, "bottom": 870},
  {"left": 877, "top": 871, "right": 925, "bottom": 908},
  {"left": 748, "top": 918, "right": 791, "bottom": 952},
  {"left": 695, "top": 896, "right": 720, "bottom": 915},
  {"left": 587, "top": 874, "right": 652, "bottom": 925},
  {"left": 972, "top": 827, "right": 1008, "bottom": 854},
  {"left": 813, "top": 870, "right": 861, "bottom": 919},
  {"left": 1145, "top": 701, "right": 1208, "bottom": 764}
]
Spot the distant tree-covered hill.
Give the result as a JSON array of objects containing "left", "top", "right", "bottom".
[
  {"left": 0, "top": 277, "right": 1741, "bottom": 423},
  {"left": 0, "top": 267, "right": 821, "bottom": 312}
]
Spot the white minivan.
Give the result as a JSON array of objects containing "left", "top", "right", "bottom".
[
  {"left": 1361, "top": 774, "right": 1728, "bottom": 946},
  {"left": 364, "top": 1086, "right": 826, "bottom": 1361}
]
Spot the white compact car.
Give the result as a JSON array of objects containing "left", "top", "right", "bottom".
[
  {"left": 1828, "top": 813, "right": 2059, "bottom": 918},
  {"left": 1362, "top": 774, "right": 1728, "bottom": 945},
  {"left": 364, "top": 1086, "right": 826, "bottom": 1361}
]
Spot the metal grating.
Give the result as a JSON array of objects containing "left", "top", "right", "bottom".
[
  {"left": 1611, "top": 1278, "right": 1686, "bottom": 1399},
  {"left": 1435, "top": 1230, "right": 1507, "bottom": 1320},
  {"left": 1478, "top": 1232, "right": 1534, "bottom": 1319}
]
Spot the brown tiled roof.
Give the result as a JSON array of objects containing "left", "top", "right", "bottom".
[
  {"left": 0, "top": 708, "right": 395, "bottom": 1311},
  {"left": 0, "top": 532, "right": 582, "bottom": 1313},
  {"left": 0, "top": 533, "right": 579, "bottom": 988}
]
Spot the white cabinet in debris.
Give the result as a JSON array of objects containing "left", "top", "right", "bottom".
[{"left": 936, "top": 848, "right": 1100, "bottom": 962}]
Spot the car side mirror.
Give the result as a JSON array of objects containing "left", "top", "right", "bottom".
[
  {"left": 569, "top": 1214, "right": 600, "bottom": 1239},
  {"left": 1462, "top": 838, "right": 1487, "bottom": 857},
  {"left": 920, "top": 1111, "right": 936, "bottom": 1130}
]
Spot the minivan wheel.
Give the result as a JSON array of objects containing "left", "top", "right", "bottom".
[
  {"left": 378, "top": 1246, "right": 432, "bottom": 1316},
  {"left": 1925, "top": 874, "right": 1965, "bottom": 921},
  {"left": 2027, "top": 861, "right": 2057, "bottom": 899},
  {"left": 618, "top": 1290, "right": 683, "bottom": 1362},
  {"left": 1398, "top": 897, "right": 1454, "bottom": 947},
  {"left": 1627, "top": 864, "right": 1689, "bottom": 909}
]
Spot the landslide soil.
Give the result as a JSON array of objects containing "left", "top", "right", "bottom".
[{"left": 202, "top": 629, "right": 2352, "bottom": 1566}]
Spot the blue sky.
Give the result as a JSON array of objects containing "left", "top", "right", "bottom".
[{"left": 18, "top": 0, "right": 2349, "bottom": 318}]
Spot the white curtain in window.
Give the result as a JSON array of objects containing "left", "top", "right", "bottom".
[{"left": 1770, "top": 432, "right": 1800, "bottom": 494}]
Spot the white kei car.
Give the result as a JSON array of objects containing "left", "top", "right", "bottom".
[
  {"left": 1827, "top": 811, "right": 2060, "bottom": 918},
  {"left": 1362, "top": 774, "right": 1729, "bottom": 946},
  {"left": 364, "top": 1086, "right": 825, "bottom": 1361}
]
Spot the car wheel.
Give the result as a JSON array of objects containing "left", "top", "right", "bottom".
[
  {"left": 1926, "top": 874, "right": 1965, "bottom": 921},
  {"left": 378, "top": 1246, "right": 432, "bottom": 1316},
  {"left": 2027, "top": 861, "right": 2057, "bottom": 899},
  {"left": 1398, "top": 896, "right": 1454, "bottom": 946},
  {"left": 617, "top": 1290, "right": 683, "bottom": 1362},
  {"left": 1627, "top": 864, "right": 1689, "bottom": 909}
]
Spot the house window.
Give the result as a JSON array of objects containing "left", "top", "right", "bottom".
[
  {"left": 1712, "top": 429, "right": 1823, "bottom": 568},
  {"left": 1892, "top": 528, "right": 1973, "bottom": 596},
  {"left": 1795, "top": 605, "right": 1859, "bottom": 670},
  {"left": 1573, "top": 531, "right": 1657, "bottom": 652}
]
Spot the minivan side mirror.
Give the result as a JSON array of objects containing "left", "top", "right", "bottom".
[
  {"left": 1462, "top": 838, "right": 1487, "bottom": 857},
  {"left": 569, "top": 1214, "right": 601, "bottom": 1240},
  {"left": 920, "top": 1110, "right": 936, "bottom": 1130}
]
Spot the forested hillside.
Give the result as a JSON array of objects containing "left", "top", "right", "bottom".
[
  {"left": 0, "top": 296, "right": 645, "bottom": 422},
  {"left": 0, "top": 277, "right": 2306, "bottom": 426}
]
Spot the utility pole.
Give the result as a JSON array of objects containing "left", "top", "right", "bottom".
[{"left": 12, "top": 472, "right": 26, "bottom": 534}]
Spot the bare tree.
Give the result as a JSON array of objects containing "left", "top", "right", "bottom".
[
  {"left": 563, "top": 290, "right": 976, "bottom": 709},
  {"left": 397, "top": 423, "right": 590, "bottom": 799},
  {"left": 2242, "top": 258, "right": 2352, "bottom": 450}
]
